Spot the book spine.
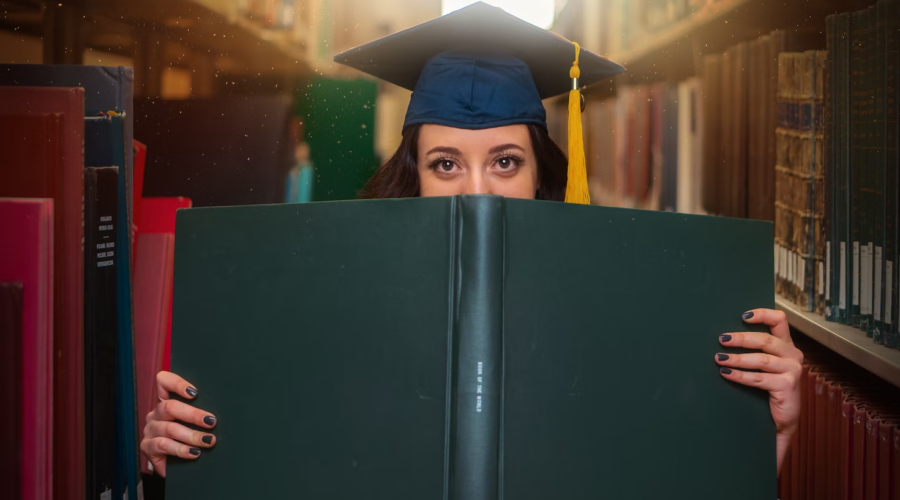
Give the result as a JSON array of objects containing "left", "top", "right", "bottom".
[
  {"left": 874, "top": 1, "right": 887, "bottom": 343},
  {"left": 851, "top": 10, "right": 865, "bottom": 327},
  {"left": 886, "top": 0, "right": 900, "bottom": 349},
  {"left": 839, "top": 13, "right": 853, "bottom": 324},
  {"left": 862, "top": 6, "right": 876, "bottom": 337},
  {"left": 448, "top": 196, "right": 503, "bottom": 500},
  {"left": 826, "top": 15, "right": 838, "bottom": 321},
  {"left": 84, "top": 166, "right": 119, "bottom": 500},
  {"left": 775, "top": 52, "right": 790, "bottom": 300},
  {"left": 815, "top": 50, "right": 827, "bottom": 315}
]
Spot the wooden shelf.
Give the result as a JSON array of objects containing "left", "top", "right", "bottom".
[
  {"left": 88, "top": 0, "right": 309, "bottom": 75},
  {"left": 609, "top": 0, "right": 750, "bottom": 66},
  {"left": 776, "top": 294, "right": 900, "bottom": 388}
]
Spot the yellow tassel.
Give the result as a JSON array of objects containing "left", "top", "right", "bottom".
[{"left": 565, "top": 41, "right": 590, "bottom": 205}]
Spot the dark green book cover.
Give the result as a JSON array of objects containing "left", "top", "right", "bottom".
[
  {"left": 874, "top": 1, "right": 888, "bottom": 343},
  {"left": 886, "top": 0, "right": 900, "bottom": 348},
  {"left": 839, "top": 13, "right": 853, "bottom": 324},
  {"left": 851, "top": 10, "right": 866, "bottom": 327},
  {"left": 166, "top": 196, "right": 776, "bottom": 500},
  {"left": 825, "top": 15, "right": 839, "bottom": 322}
]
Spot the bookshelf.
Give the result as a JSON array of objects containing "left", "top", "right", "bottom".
[
  {"left": 776, "top": 294, "right": 900, "bottom": 389},
  {"left": 0, "top": 0, "right": 310, "bottom": 76}
]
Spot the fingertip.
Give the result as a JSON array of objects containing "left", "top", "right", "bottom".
[
  {"left": 185, "top": 386, "right": 198, "bottom": 398},
  {"left": 189, "top": 447, "right": 201, "bottom": 457},
  {"left": 742, "top": 310, "right": 756, "bottom": 321},
  {"left": 720, "top": 334, "right": 733, "bottom": 343},
  {"left": 716, "top": 353, "right": 730, "bottom": 363},
  {"left": 720, "top": 367, "right": 733, "bottom": 375}
]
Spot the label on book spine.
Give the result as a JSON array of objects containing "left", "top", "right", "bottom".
[
  {"left": 887, "top": 261, "right": 893, "bottom": 325},
  {"left": 875, "top": 247, "right": 883, "bottom": 321},
  {"left": 861, "top": 245, "right": 870, "bottom": 315},
  {"left": 799, "top": 255, "right": 805, "bottom": 291},
  {"left": 819, "top": 261, "right": 825, "bottom": 296},
  {"left": 826, "top": 242, "right": 831, "bottom": 300},
  {"left": 840, "top": 242, "right": 847, "bottom": 310},
  {"left": 854, "top": 242, "right": 860, "bottom": 306}
]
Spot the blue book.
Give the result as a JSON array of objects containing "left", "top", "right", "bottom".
[{"left": 85, "top": 114, "right": 141, "bottom": 500}]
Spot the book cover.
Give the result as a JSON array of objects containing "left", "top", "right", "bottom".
[
  {"left": 826, "top": 16, "right": 839, "bottom": 322},
  {"left": 0, "top": 198, "right": 53, "bottom": 500},
  {"left": 166, "top": 196, "right": 775, "bottom": 499},
  {"left": 885, "top": 0, "right": 900, "bottom": 349},
  {"left": 0, "top": 282, "right": 23, "bottom": 500},
  {"left": 83, "top": 166, "right": 119, "bottom": 500},
  {"left": 85, "top": 114, "right": 141, "bottom": 500},
  {"left": 874, "top": 1, "right": 888, "bottom": 344},
  {"left": 851, "top": 11, "right": 866, "bottom": 327},
  {"left": 839, "top": 13, "right": 853, "bottom": 325},
  {"left": 0, "top": 86, "right": 86, "bottom": 500}
]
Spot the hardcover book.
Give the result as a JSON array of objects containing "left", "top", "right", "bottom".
[{"left": 167, "top": 196, "right": 776, "bottom": 500}]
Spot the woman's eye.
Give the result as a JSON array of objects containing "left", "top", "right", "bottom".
[
  {"left": 496, "top": 156, "right": 520, "bottom": 170},
  {"left": 439, "top": 160, "right": 455, "bottom": 172}
]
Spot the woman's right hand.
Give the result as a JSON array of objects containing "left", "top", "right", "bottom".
[{"left": 140, "top": 371, "right": 218, "bottom": 477}]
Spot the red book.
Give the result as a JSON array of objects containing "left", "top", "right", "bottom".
[
  {"left": 138, "top": 197, "right": 191, "bottom": 372},
  {"left": 867, "top": 411, "right": 881, "bottom": 500},
  {"left": 1, "top": 283, "right": 24, "bottom": 500},
  {"left": 802, "top": 366, "right": 816, "bottom": 499},
  {"left": 893, "top": 426, "right": 900, "bottom": 500},
  {"left": 853, "top": 404, "right": 869, "bottom": 500},
  {"left": 0, "top": 86, "right": 85, "bottom": 500},
  {"left": 0, "top": 199, "right": 53, "bottom": 500},
  {"left": 133, "top": 139, "right": 147, "bottom": 257},
  {"left": 133, "top": 196, "right": 190, "bottom": 472},
  {"left": 814, "top": 373, "right": 828, "bottom": 500},
  {"left": 878, "top": 420, "right": 896, "bottom": 500},
  {"left": 840, "top": 396, "right": 855, "bottom": 499},
  {"left": 827, "top": 380, "right": 840, "bottom": 500}
]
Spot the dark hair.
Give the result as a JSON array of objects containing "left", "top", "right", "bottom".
[{"left": 357, "top": 123, "right": 568, "bottom": 201}]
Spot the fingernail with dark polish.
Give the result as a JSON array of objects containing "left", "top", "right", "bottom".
[
  {"left": 720, "top": 334, "right": 732, "bottom": 342},
  {"left": 742, "top": 311, "right": 754, "bottom": 320},
  {"left": 189, "top": 448, "right": 201, "bottom": 456},
  {"left": 717, "top": 353, "right": 730, "bottom": 361},
  {"left": 203, "top": 416, "right": 216, "bottom": 426},
  {"left": 201, "top": 435, "right": 213, "bottom": 444},
  {"left": 185, "top": 386, "right": 198, "bottom": 398},
  {"left": 720, "top": 367, "right": 733, "bottom": 375}
]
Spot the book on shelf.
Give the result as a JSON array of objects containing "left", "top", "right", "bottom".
[
  {"left": 134, "top": 196, "right": 192, "bottom": 473},
  {"left": 83, "top": 166, "right": 119, "bottom": 500},
  {"left": 0, "top": 198, "right": 53, "bottom": 500},
  {"left": 85, "top": 113, "right": 142, "bottom": 500},
  {"left": 0, "top": 85, "right": 86, "bottom": 500},
  {"left": 166, "top": 196, "right": 775, "bottom": 500},
  {"left": 0, "top": 282, "right": 24, "bottom": 500}
]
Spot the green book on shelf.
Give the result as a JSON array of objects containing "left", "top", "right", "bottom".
[
  {"left": 839, "top": 12, "right": 853, "bottom": 325},
  {"left": 166, "top": 196, "right": 776, "bottom": 500},
  {"left": 885, "top": 0, "right": 900, "bottom": 349},
  {"left": 851, "top": 9, "right": 867, "bottom": 328}
]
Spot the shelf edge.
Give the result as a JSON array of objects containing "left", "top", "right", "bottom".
[{"left": 776, "top": 295, "right": 900, "bottom": 388}]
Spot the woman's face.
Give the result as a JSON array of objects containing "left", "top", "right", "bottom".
[{"left": 416, "top": 124, "right": 539, "bottom": 199}]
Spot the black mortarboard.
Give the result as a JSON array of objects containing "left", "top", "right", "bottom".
[{"left": 333, "top": 1, "right": 626, "bottom": 204}]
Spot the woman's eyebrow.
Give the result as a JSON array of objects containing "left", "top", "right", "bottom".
[
  {"left": 426, "top": 146, "right": 462, "bottom": 156},
  {"left": 487, "top": 143, "right": 525, "bottom": 154}
]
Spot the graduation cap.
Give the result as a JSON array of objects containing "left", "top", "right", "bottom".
[{"left": 334, "top": 1, "right": 625, "bottom": 204}]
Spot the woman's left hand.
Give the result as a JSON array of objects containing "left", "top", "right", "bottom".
[{"left": 715, "top": 308, "right": 803, "bottom": 474}]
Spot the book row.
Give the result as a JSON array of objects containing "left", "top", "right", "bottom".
[{"left": 0, "top": 63, "right": 299, "bottom": 500}]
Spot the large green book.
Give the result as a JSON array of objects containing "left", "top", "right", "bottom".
[{"left": 166, "top": 196, "right": 776, "bottom": 499}]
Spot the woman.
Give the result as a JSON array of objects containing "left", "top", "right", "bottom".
[{"left": 141, "top": 1, "right": 804, "bottom": 480}]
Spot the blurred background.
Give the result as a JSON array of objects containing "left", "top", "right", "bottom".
[{"left": 5, "top": 2, "right": 900, "bottom": 500}]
